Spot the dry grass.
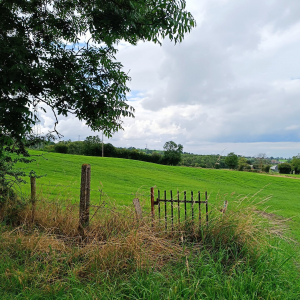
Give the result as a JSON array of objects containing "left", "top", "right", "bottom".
[
  {"left": 1, "top": 198, "right": 189, "bottom": 281},
  {"left": 0, "top": 191, "right": 290, "bottom": 284}
]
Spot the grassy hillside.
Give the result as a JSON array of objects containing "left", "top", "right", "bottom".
[
  {"left": 1, "top": 150, "right": 299, "bottom": 299},
  {"left": 17, "top": 151, "right": 300, "bottom": 240}
]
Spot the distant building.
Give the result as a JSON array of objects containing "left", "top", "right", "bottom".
[
  {"left": 271, "top": 160, "right": 280, "bottom": 164},
  {"left": 270, "top": 165, "right": 278, "bottom": 172}
]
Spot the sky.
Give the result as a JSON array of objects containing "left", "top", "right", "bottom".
[{"left": 37, "top": 0, "right": 300, "bottom": 158}]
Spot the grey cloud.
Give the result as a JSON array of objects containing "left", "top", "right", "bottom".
[{"left": 37, "top": 0, "right": 300, "bottom": 156}]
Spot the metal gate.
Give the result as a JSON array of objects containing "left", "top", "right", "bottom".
[{"left": 150, "top": 187, "right": 208, "bottom": 230}]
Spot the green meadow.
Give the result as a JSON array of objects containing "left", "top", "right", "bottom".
[
  {"left": 18, "top": 150, "right": 300, "bottom": 240},
  {"left": 1, "top": 150, "right": 299, "bottom": 299}
]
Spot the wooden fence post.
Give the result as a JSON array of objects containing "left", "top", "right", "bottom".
[
  {"left": 30, "top": 176, "right": 36, "bottom": 221},
  {"left": 79, "top": 164, "right": 91, "bottom": 228},
  {"left": 133, "top": 198, "right": 143, "bottom": 220}
]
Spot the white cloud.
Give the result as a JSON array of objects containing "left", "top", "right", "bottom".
[{"left": 39, "top": 0, "right": 300, "bottom": 157}]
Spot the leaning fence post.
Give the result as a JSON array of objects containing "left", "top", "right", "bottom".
[
  {"left": 30, "top": 176, "right": 36, "bottom": 221},
  {"left": 79, "top": 164, "right": 91, "bottom": 228}
]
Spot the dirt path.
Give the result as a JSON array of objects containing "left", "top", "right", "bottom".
[{"left": 258, "top": 173, "right": 300, "bottom": 180}]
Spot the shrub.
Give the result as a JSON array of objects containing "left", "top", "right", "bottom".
[
  {"left": 43, "top": 145, "right": 55, "bottom": 152},
  {"left": 278, "top": 163, "right": 292, "bottom": 174},
  {"left": 151, "top": 152, "right": 162, "bottom": 164},
  {"left": 54, "top": 143, "right": 68, "bottom": 154},
  {"left": 68, "top": 141, "right": 84, "bottom": 155},
  {"left": 264, "top": 165, "right": 271, "bottom": 173},
  {"left": 104, "top": 143, "right": 116, "bottom": 157},
  {"left": 238, "top": 164, "right": 244, "bottom": 171}
]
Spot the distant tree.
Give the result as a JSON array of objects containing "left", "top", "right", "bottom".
[
  {"left": 291, "top": 155, "right": 300, "bottom": 174},
  {"left": 238, "top": 156, "right": 248, "bottom": 171},
  {"left": 83, "top": 136, "right": 102, "bottom": 156},
  {"left": 278, "top": 163, "right": 292, "bottom": 174},
  {"left": 225, "top": 152, "right": 238, "bottom": 169},
  {"left": 162, "top": 141, "right": 183, "bottom": 166},
  {"left": 257, "top": 153, "right": 267, "bottom": 170}
]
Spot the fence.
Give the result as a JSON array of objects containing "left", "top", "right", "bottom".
[
  {"left": 29, "top": 164, "right": 210, "bottom": 232},
  {"left": 150, "top": 187, "right": 209, "bottom": 230}
]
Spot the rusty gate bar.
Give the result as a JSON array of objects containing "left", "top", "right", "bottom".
[
  {"left": 184, "top": 191, "right": 187, "bottom": 220},
  {"left": 158, "top": 189, "right": 161, "bottom": 224},
  {"left": 177, "top": 190, "right": 180, "bottom": 223},
  {"left": 198, "top": 191, "right": 201, "bottom": 224},
  {"left": 151, "top": 187, "right": 155, "bottom": 226},
  {"left": 164, "top": 190, "right": 167, "bottom": 230},
  {"left": 170, "top": 190, "right": 174, "bottom": 231},
  {"left": 205, "top": 191, "right": 209, "bottom": 226},
  {"left": 191, "top": 191, "right": 194, "bottom": 220}
]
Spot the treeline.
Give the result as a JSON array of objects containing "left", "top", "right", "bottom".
[
  {"left": 179, "top": 152, "right": 274, "bottom": 172},
  {"left": 40, "top": 136, "right": 182, "bottom": 166},
  {"left": 36, "top": 137, "right": 297, "bottom": 173},
  {"left": 180, "top": 154, "right": 227, "bottom": 168}
]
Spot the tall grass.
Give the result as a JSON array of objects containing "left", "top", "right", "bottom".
[{"left": 0, "top": 192, "right": 299, "bottom": 299}]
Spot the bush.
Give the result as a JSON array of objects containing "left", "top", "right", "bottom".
[
  {"left": 264, "top": 165, "right": 271, "bottom": 173},
  {"left": 54, "top": 143, "right": 68, "bottom": 154},
  {"left": 278, "top": 163, "right": 292, "bottom": 174},
  {"left": 238, "top": 164, "right": 244, "bottom": 171},
  {"left": 104, "top": 143, "right": 116, "bottom": 157},
  {"left": 68, "top": 141, "right": 84, "bottom": 155},
  {"left": 248, "top": 169, "right": 260, "bottom": 173},
  {"left": 43, "top": 145, "right": 55, "bottom": 152},
  {"left": 151, "top": 152, "right": 162, "bottom": 164}
]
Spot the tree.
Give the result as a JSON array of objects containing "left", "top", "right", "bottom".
[
  {"left": 257, "top": 153, "right": 266, "bottom": 170},
  {"left": 225, "top": 152, "right": 238, "bottom": 169},
  {"left": 0, "top": 0, "right": 195, "bottom": 189},
  {"left": 162, "top": 141, "right": 183, "bottom": 166},
  {"left": 291, "top": 155, "right": 300, "bottom": 174},
  {"left": 237, "top": 156, "right": 248, "bottom": 171},
  {"left": 278, "top": 163, "right": 292, "bottom": 174},
  {"left": 83, "top": 136, "right": 102, "bottom": 156}
]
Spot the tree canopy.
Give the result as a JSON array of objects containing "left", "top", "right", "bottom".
[
  {"left": 163, "top": 141, "right": 183, "bottom": 165},
  {"left": 0, "top": 0, "right": 195, "bottom": 187},
  {"left": 225, "top": 152, "right": 238, "bottom": 169},
  {"left": 0, "top": 0, "right": 195, "bottom": 142}
]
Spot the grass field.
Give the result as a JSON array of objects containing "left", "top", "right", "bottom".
[
  {"left": 1, "top": 150, "right": 299, "bottom": 299},
  {"left": 16, "top": 150, "right": 300, "bottom": 241}
]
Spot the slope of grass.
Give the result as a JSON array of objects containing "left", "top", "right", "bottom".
[{"left": 16, "top": 150, "right": 300, "bottom": 240}]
